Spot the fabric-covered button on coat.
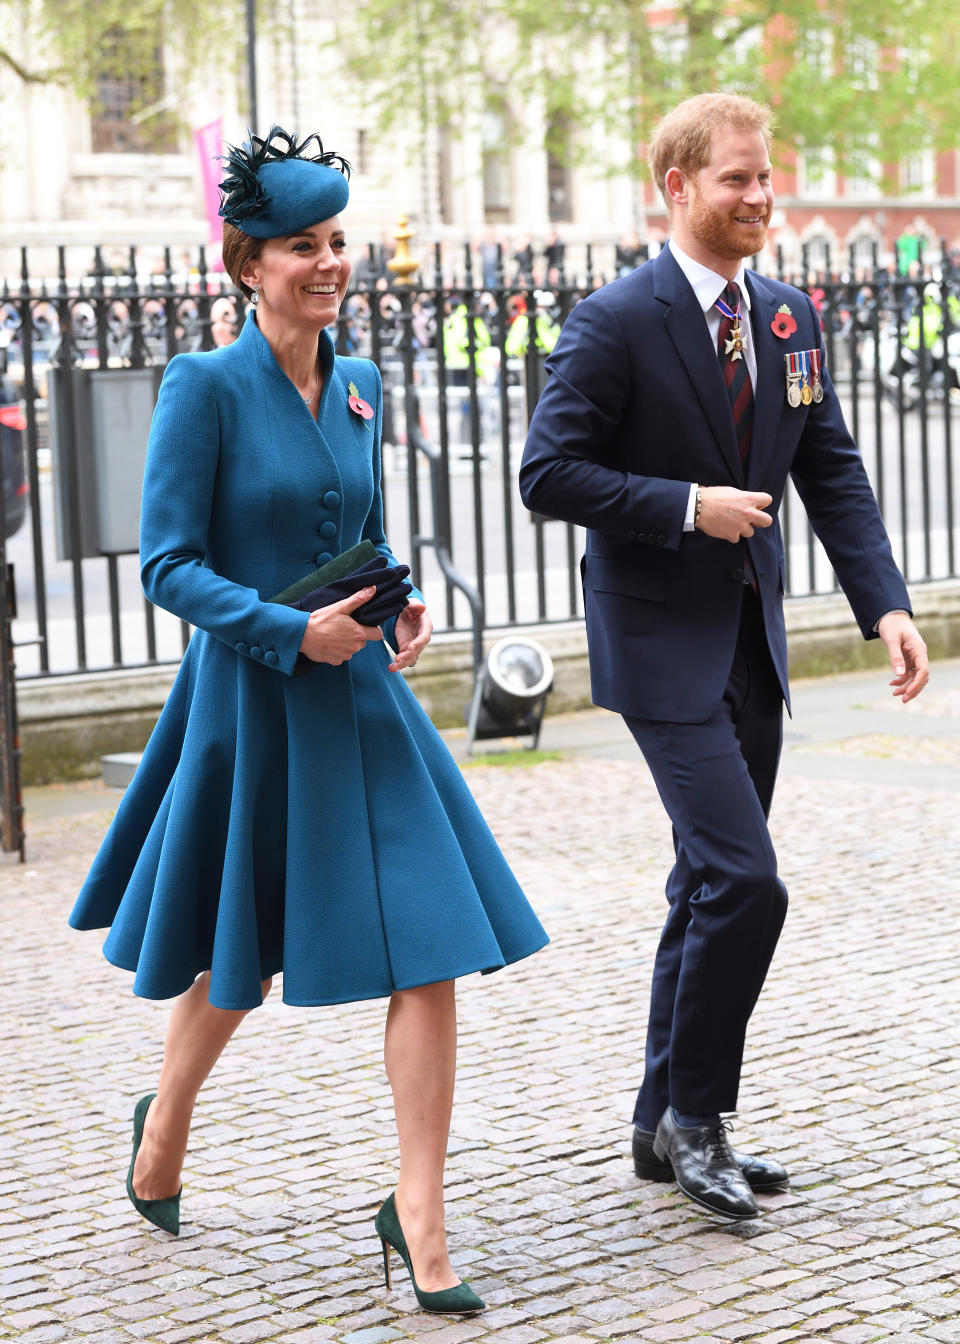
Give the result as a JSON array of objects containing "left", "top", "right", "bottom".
[{"left": 70, "top": 313, "right": 548, "bottom": 1009}]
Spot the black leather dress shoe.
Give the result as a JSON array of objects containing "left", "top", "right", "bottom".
[
  {"left": 633, "top": 1125, "right": 789, "bottom": 1191},
  {"left": 652, "top": 1110, "right": 759, "bottom": 1220}
]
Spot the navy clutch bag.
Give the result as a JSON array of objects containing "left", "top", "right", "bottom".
[
  {"left": 287, "top": 556, "right": 412, "bottom": 625},
  {"left": 269, "top": 541, "right": 412, "bottom": 673},
  {"left": 269, "top": 541, "right": 377, "bottom": 605}
]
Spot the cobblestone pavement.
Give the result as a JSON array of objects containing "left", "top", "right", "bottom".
[{"left": 3, "top": 665, "right": 960, "bottom": 1344}]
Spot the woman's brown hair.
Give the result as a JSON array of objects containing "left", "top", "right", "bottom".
[{"left": 220, "top": 222, "right": 264, "bottom": 299}]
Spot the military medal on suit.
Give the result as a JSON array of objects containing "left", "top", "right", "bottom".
[
  {"left": 785, "top": 348, "right": 825, "bottom": 407},
  {"left": 716, "top": 290, "right": 747, "bottom": 361}
]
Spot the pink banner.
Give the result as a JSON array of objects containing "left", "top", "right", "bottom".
[{"left": 194, "top": 119, "right": 224, "bottom": 247}]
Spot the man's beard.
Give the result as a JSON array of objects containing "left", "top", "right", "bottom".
[{"left": 688, "top": 191, "right": 769, "bottom": 261}]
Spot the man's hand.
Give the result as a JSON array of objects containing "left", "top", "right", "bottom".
[
  {"left": 877, "top": 612, "right": 929, "bottom": 703},
  {"left": 697, "top": 487, "right": 774, "bottom": 543}
]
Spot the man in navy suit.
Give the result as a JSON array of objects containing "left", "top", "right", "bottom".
[{"left": 519, "top": 93, "right": 928, "bottom": 1220}]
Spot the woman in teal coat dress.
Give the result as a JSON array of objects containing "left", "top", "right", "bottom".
[{"left": 69, "top": 129, "right": 547, "bottom": 1315}]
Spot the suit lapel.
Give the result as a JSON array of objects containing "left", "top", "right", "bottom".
[
  {"left": 654, "top": 250, "right": 744, "bottom": 486},
  {"left": 744, "top": 272, "right": 785, "bottom": 487}
]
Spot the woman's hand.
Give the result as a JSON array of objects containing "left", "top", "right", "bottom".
[
  {"left": 388, "top": 600, "right": 433, "bottom": 672},
  {"left": 298, "top": 587, "right": 385, "bottom": 665}
]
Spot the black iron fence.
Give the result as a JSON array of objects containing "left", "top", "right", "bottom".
[{"left": 1, "top": 237, "right": 959, "bottom": 684}]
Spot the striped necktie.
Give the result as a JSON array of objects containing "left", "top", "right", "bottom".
[{"left": 717, "top": 282, "right": 753, "bottom": 464}]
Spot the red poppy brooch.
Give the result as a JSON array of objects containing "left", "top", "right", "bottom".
[
  {"left": 0, "top": 405, "right": 26, "bottom": 430},
  {"left": 347, "top": 381, "right": 374, "bottom": 430},
  {"left": 771, "top": 304, "right": 797, "bottom": 339}
]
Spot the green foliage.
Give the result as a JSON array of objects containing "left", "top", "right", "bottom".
[
  {"left": 0, "top": 0, "right": 235, "bottom": 116},
  {"left": 338, "top": 0, "right": 960, "bottom": 180},
  {"left": 462, "top": 748, "right": 564, "bottom": 768}
]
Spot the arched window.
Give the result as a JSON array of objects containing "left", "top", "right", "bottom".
[
  {"left": 91, "top": 30, "right": 176, "bottom": 153},
  {"left": 802, "top": 234, "right": 832, "bottom": 275},
  {"left": 850, "top": 233, "right": 879, "bottom": 272},
  {"left": 546, "top": 113, "right": 572, "bottom": 223},
  {"left": 482, "top": 107, "right": 511, "bottom": 223}
]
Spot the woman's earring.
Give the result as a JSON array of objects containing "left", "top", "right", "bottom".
[{"left": 250, "top": 284, "right": 259, "bottom": 306}]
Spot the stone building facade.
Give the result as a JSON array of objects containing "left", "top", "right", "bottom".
[{"left": 1, "top": 0, "right": 958, "bottom": 284}]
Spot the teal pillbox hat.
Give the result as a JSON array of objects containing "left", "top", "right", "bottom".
[{"left": 218, "top": 125, "right": 350, "bottom": 239}]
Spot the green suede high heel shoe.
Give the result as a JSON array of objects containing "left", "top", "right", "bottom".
[
  {"left": 125, "top": 1093, "right": 181, "bottom": 1235},
  {"left": 374, "top": 1192, "right": 484, "bottom": 1315}
]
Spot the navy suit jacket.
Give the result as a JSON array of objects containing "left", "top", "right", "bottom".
[{"left": 519, "top": 247, "right": 911, "bottom": 723}]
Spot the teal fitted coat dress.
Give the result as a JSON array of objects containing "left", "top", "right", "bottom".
[{"left": 69, "top": 313, "right": 548, "bottom": 1010}]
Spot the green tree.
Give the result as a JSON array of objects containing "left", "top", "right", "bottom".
[
  {"left": 338, "top": 0, "right": 960, "bottom": 189},
  {"left": 0, "top": 0, "right": 232, "bottom": 129}
]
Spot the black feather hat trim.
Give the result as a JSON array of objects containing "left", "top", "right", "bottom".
[{"left": 218, "top": 125, "right": 351, "bottom": 226}]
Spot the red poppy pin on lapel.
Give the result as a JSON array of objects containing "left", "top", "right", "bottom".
[
  {"left": 771, "top": 304, "right": 797, "bottom": 339},
  {"left": 347, "top": 381, "right": 374, "bottom": 429}
]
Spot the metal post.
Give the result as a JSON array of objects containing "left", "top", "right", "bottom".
[
  {"left": 462, "top": 243, "right": 485, "bottom": 608},
  {"left": 493, "top": 244, "right": 517, "bottom": 624},
  {"left": 397, "top": 288, "right": 423, "bottom": 588},
  {"left": 19, "top": 248, "right": 49, "bottom": 673},
  {"left": 433, "top": 241, "right": 454, "bottom": 627},
  {"left": 942, "top": 239, "right": 956, "bottom": 575},
  {"left": 53, "top": 246, "right": 88, "bottom": 669},
  {"left": 0, "top": 471, "right": 25, "bottom": 860},
  {"left": 245, "top": 0, "right": 258, "bottom": 133}
]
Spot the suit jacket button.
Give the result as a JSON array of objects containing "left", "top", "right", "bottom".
[
  {"left": 319, "top": 520, "right": 337, "bottom": 539},
  {"left": 657, "top": 534, "right": 666, "bottom": 545},
  {"left": 731, "top": 566, "right": 745, "bottom": 582},
  {"left": 316, "top": 553, "right": 332, "bottom": 565},
  {"left": 250, "top": 645, "right": 263, "bottom": 659},
  {"left": 627, "top": 528, "right": 637, "bottom": 539},
  {"left": 264, "top": 650, "right": 279, "bottom": 667},
  {"left": 323, "top": 490, "right": 340, "bottom": 508},
  {"left": 236, "top": 642, "right": 249, "bottom": 655}
]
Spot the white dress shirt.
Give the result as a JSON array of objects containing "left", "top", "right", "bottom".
[
  {"left": 668, "top": 240, "right": 756, "bottom": 530},
  {"left": 665, "top": 244, "right": 907, "bottom": 627}
]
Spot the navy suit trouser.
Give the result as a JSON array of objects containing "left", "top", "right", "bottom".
[{"left": 625, "top": 587, "right": 788, "bottom": 1129}]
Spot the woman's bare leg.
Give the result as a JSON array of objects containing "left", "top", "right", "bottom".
[
  {"left": 384, "top": 979, "right": 459, "bottom": 1292},
  {"left": 131, "top": 972, "right": 273, "bottom": 1199}
]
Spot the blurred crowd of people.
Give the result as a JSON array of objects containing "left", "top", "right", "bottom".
[{"left": 4, "top": 235, "right": 959, "bottom": 400}]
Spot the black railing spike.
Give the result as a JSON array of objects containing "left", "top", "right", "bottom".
[{"left": 4, "top": 242, "right": 960, "bottom": 688}]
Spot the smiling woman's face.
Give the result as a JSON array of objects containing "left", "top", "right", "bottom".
[{"left": 241, "top": 216, "right": 352, "bottom": 334}]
